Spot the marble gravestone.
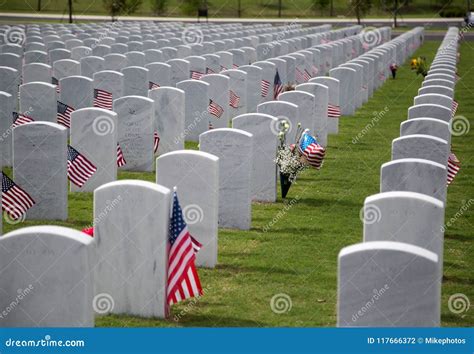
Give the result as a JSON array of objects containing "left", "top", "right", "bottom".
[
  {"left": 233, "top": 113, "right": 278, "bottom": 202},
  {"left": 309, "top": 76, "right": 340, "bottom": 134},
  {"left": 156, "top": 150, "right": 219, "bottom": 268},
  {"left": 125, "top": 51, "right": 146, "bottom": 67},
  {"left": 114, "top": 96, "right": 154, "bottom": 172},
  {"left": 418, "top": 85, "right": 453, "bottom": 99},
  {"left": 103, "top": 53, "right": 127, "bottom": 71},
  {"left": 392, "top": 134, "right": 449, "bottom": 166},
  {"left": 221, "top": 69, "right": 247, "bottom": 118},
  {"left": 257, "top": 101, "right": 300, "bottom": 138},
  {"left": 201, "top": 74, "right": 230, "bottom": 129},
  {"left": 94, "top": 180, "right": 170, "bottom": 318},
  {"left": 253, "top": 61, "right": 276, "bottom": 103},
  {"left": 122, "top": 66, "right": 149, "bottom": 97},
  {"left": 407, "top": 104, "right": 452, "bottom": 123},
  {"left": 80, "top": 56, "right": 104, "bottom": 79},
  {"left": 278, "top": 90, "right": 316, "bottom": 136},
  {"left": 70, "top": 108, "right": 118, "bottom": 192},
  {"left": 338, "top": 241, "right": 440, "bottom": 327},
  {"left": 93, "top": 70, "right": 124, "bottom": 105},
  {"left": 238, "top": 65, "right": 263, "bottom": 113},
  {"left": 146, "top": 62, "right": 172, "bottom": 88},
  {"left": 381, "top": 158, "right": 447, "bottom": 203},
  {"left": 19, "top": 82, "right": 57, "bottom": 123},
  {"left": 60, "top": 76, "right": 94, "bottom": 110},
  {"left": 22, "top": 63, "right": 51, "bottom": 84},
  {"left": 52, "top": 59, "right": 81, "bottom": 81},
  {"left": 400, "top": 118, "right": 451, "bottom": 144},
  {"left": 168, "top": 59, "right": 190, "bottom": 86},
  {"left": 0, "top": 92, "right": 14, "bottom": 166},
  {"left": 0, "top": 66, "right": 20, "bottom": 107},
  {"left": 199, "top": 128, "right": 253, "bottom": 230},
  {"left": 414, "top": 94, "right": 452, "bottom": 111},
  {"left": 0, "top": 226, "right": 94, "bottom": 327},
  {"left": 363, "top": 191, "right": 445, "bottom": 270},
  {"left": 330, "top": 67, "right": 356, "bottom": 115},
  {"left": 176, "top": 80, "right": 210, "bottom": 142},
  {"left": 13, "top": 122, "right": 68, "bottom": 220},
  {"left": 148, "top": 87, "right": 185, "bottom": 155}
]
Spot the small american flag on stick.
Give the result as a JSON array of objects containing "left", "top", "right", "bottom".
[
  {"left": 93, "top": 88, "right": 113, "bottom": 110},
  {"left": 52, "top": 77, "right": 60, "bottom": 93},
  {"left": 208, "top": 99, "right": 224, "bottom": 118},
  {"left": 274, "top": 70, "right": 283, "bottom": 99},
  {"left": 232, "top": 64, "right": 239, "bottom": 69},
  {"left": 206, "top": 67, "right": 215, "bottom": 74},
  {"left": 57, "top": 101, "right": 74, "bottom": 128},
  {"left": 12, "top": 112, "right": 34, "bottom": 127},
  {"left": 67, "top": 145, "right": 97, "bottom": 188},
  {"left": 295, "top": 67, "right": 305, "bottom": 82},
  {"left": 191, "top": 70, "right": 204, "bottom": 80},
  {"left": 117, "top": 143, "right": 126, "bottom": 167},
  {"left": 1, "top": 172, "right": 35, "bottom": 221},
  {"left": 154, "top": 131, "right": 160, "bottom": 154},
  {"left": 229, "top": 90, "right": 240, "bottom": 108},
  {"left": 261, "top": 79, "right": 270, "bottom": 97},
  {"left": 167, "top": 190, "right": 203, "bottom": 307},
  {"left": 298, "top": 130, "right": 326, "bottom": 170},
  {"left": 303, "top": 69, "right": 312, "bottom": 82},
  {"left": 149, "top": 81, "right": 160, "bottom": 90},
  {"left": 327, "top": 104, "right": 341, "bottom": 118},
  {"left": 447, "top": 151, "right": 460, "bottom": 186}
]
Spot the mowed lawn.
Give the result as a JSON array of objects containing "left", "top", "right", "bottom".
[{"left": 3, "top": 40, "right": 473, "bottom": 327}]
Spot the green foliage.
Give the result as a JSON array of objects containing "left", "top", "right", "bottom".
[
  {"left": 102, "top": 0, "right": 143, "bottom": 18},
  {"left": 181, "top": 0, "right": 202, "bottom": 15},
  {"left": 313, "top": 0, "right": 330, "bottom": 15},
  {"left": 151, "top": 0, "right": 167, "bottom": 15},
  {"left": 440, "top": 6, "right": 465, "bottom": 17},
  {"left": 349, "top": 0, "right": 372, "bottom": 22}
]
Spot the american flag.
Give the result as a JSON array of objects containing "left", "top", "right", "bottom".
[
  {"left": 312, "top": 65, "right": 319, "bottom": 77},
  {"left": 12, "top": 112, "right": 34, "bottom": 127},
  {"left": 261, "top": 79, "right": 270, "bottom": 97},
  {"left": 117, "top": 143, "right": 126, "bottom": 167},
  {"left": 220, "top": 65, "right": 227, "bottom": 72},
  {"left": 274, "top": 70, "right": 284, "bottom": 99},
  {"left": 447, "top": 151, "right": 460, "bottom": 186},
  {"left": 229, "top": 90, "right": 240, "bottom": 108},
  {"left": 67, "top": 145, "right": 97, "bottom": 188},
  {"left": 298, "top": 130, "right": 326, "bottom": 170},
  {"left": 190, "top": 235, "right": 202, "bottom": 254},
  {"left": 52, "top": 77, "right": 60, "bottom": 93},
  {"left": 154, "top": 131, "right": 160, "bottom": 154},
  {"left": 327, "top": 104, "right": 341, "bottom": 118},
  {"left": 303, "top": 69, "right": 312, "bottom": 82},
  {"left": 57, "top": 101, "right": 74, "bottom": 128},
  {"left": 206, "top": 67, "right": 215, "bottom": 74},
  {"left": 208, "top": 99, "right": 224, "bottom": 118},
  {"left": 191, "top": 70, "right": 204, "bottom": 80},
  {"left": 93, "top": 88, "right": 113, "bottom": 110},
  {"left": 149, "top": 81, "right": 160, "bottom": 90},
  {"left": 451, "top": 100, "right": 459, "bottom": 117},
  {"left": 1, "top": 172, "right": 35, "bottom": 221},
  {"left": 232, "top": 64, "right": 239, "bottom": 69},
  {"left": 167, "top": 190, "right": 203, "bottom": 306},
  {"left": 295, "top": 67, "right": 305, "bottom": 82},
  {"left": 208, "top": 121, "right": 214, "bottom": 130}
]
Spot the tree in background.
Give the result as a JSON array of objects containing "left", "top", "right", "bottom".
[
  {"left": 152, "top": 0, "right": 167, "bottom": 15},
  {"left": 349, "top": 0, "right": 372, "bottom": 24},
  {"left": 313, "top": 0, "right": 330, "bottom": 16},
  {"left": 103, "top": 0, "right": 143, "bottom": 20},
  {"left": 181, "top": 0, "right": 201, "bottom": 16},
  {"left": 380, "top": 0, "right": 410, "bottom": 27}
]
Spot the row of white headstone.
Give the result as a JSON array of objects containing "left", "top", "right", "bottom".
[
  {"left": 337, "top": 27, "right": 459, "bottom": 327},
  {"left": 0, "top": 23, "right": 411, "bottom": 327}
]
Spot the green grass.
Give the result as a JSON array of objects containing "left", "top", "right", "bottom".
[
  {"left": 3, "top": 40, "right": 473, "bottom": 327},
  {"left": 0, "top": 0, "right": 468, "bottom": 19}
]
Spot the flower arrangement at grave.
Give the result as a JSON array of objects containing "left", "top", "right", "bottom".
[
  {"left": 275, "top": 123, "right": 326, "bottom": 198},
  {"left": 410, "top": 56, "right": 428, "bottom": 77}
]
